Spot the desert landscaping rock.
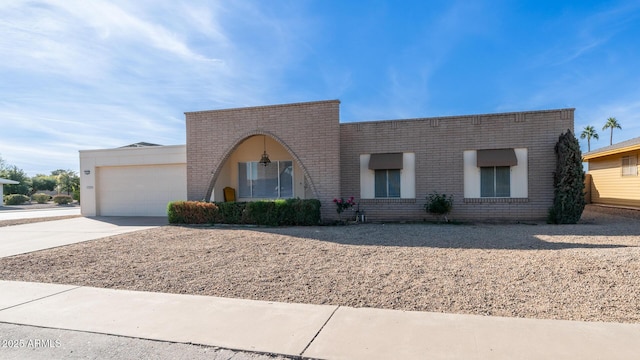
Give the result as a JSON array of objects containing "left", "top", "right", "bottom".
[{"left": 0, "top": 205, "right": 638, "bottom": 323}]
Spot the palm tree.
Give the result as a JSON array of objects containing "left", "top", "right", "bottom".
[
  {"left": 602, "top": 117, "right": 622, "bottom": 145},
  {"left": 580, "top": 125, "right": 599, "bottom": 152}
]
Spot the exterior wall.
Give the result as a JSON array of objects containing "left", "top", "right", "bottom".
[
  {"left": 79, "top": 145, "right": 187, "bottom": 216},
  {"left": 340, "top": 109, "right": 574, "bottom": 221},
  {"left": 588, "top": 150, "right": 640, "bottom": 207},
  {"left": 186, "top": 100, "right": 341, "bottom": 220}
]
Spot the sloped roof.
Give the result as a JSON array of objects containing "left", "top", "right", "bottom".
[
  {"left": 119, "top": 142, "right": 162, "bottom": 148},
  {"left": 0, "top": 178, "right": 19, "bottom": 185},
  {"left": 583, "top": 136, "right": 640, "bottom": 160}
]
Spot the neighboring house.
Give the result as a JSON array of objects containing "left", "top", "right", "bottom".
[
  {"left": 583, "top": 136, "right": 640, "bottom": 208},
  {"left": 81, "top": 100, "right": 574, "bottom": 221},
  {"left": 1, "top": 178, "right": 20, "bottom": 202}
]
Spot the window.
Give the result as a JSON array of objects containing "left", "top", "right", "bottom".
[
  {"left": 238, "top": 161, "right": 293, "bottom": 198},
  {"left": 375, "top": 169, "right": 401, "bottom": 198},
  {"left": 359, "top": 153, "right": 415, "bottom": 199},
  {"left": 480, "top": 166, "right": 510, "bottom": 197},
  {"left": 622, "top": 156, "right": 638, "bottom": 176},
  {"left": 464, "top": 148, "right": 528, "bottom": 199}
]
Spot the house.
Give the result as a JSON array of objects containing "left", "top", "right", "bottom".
[
  {"left": 583, "top": 136, "right": 640, "bottom": 208},
  {"left": 1, "top": 178, "right": 20, "bottom": 202},
  {"left": 80, "top": 100, "right": 574, "bottom": 221}
]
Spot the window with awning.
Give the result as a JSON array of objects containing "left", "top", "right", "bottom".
[
  {"left": 476, "top": 149, "right": 517, "bottom": 167},
  {"left": 368, "top": 153, "right": 404, "bottom": 170}
]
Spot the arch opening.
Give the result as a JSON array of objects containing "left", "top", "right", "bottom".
[{"left": 206, "top": 132, "right": 319, "bottom": 202}]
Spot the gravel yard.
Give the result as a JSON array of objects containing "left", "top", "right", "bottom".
[{"left": 1, "top": 205, "right": 639, "bottom": 323}]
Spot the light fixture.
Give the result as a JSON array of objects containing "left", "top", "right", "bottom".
[
  {"left": 258, "top": 135, "right": 271, "bottom": 166},
  {"left": 84, "top": 170, "right": 91, "bottom": 175}
]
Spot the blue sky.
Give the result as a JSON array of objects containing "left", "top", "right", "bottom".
[{"left": 1, "top": 0, "right": 639, "bottom": 176}]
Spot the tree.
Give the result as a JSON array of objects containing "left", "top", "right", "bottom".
[
  {"left": 31, "top": 174, "right": 58, "bottom": 193},
  {"left": 580, "top": 126, "right": 599, "bottom": 152},
  {"left": 54, "top": 169, "right": 80, "bottom": 195},
  {"left": 549, "top": 129, "right": 585, "bottom": 224},
  {"left": 0, "top": 165, "right": 32, "bottom": 195},
  {"left": 602, "top": 117, "right": 621, "bottom": 145}
]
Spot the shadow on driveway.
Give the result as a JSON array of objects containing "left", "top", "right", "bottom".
[{"left": 88, "top": 216, "right": 169, "bottom": 227}]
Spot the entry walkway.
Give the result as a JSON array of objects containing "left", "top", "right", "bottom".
[{"left": 0, "top": 280, "right": 638, "bottom": 360}]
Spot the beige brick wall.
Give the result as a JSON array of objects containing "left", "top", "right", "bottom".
[
  {"left": 186, "top": 100, "right": 341, "bottom": 220},
  {"left": 340, "top": 109, "right": 574, "bottom": 221},
  {"left": 187, "top": 100, "right": 573, "bottom": 222}
]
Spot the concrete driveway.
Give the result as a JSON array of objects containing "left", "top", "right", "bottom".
[{"left": 0, "top": 217, "right": 166, "bottom": 258}]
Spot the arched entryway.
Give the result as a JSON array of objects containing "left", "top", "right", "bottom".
[{"left": 206, "top": 132, "right": 319, "bottom": 202}]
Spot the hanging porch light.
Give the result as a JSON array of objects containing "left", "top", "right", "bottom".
[{"left": 258, "top": 135, "right": 271, "bottom": 166}]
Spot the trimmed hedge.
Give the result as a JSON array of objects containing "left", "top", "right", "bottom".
[
  {"left": 4, "top": 194, "right": 30, "bottom": 205},
  {"left": 168, "top": 201, "right": 219, "bottom": 224},
  {"left": 32, "top": 193, "right": 51, "bottom": 204},
  {"left": 52, "top": 194, "right": 73, "bottom": 205},
  {"left": 168, "top": 199, "right": 321, "bottom": 226}
]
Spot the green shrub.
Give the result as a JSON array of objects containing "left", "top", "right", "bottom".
[
  {"left": 216, "top": 202, "right": 248, "bottom": 224},
  {"left": 52, "top": 194, "right": 73, "bottom": 205},
  {"left": 213, "top": 199, "right": 321, "bottom": 226},
  {"left": 168, "top": 199, "right": 322, "bottom": 226},
  {"left": 167, "top": 201, "right": 219, "bottom": 224},
  {"left": 4, "top": 194, "right": 30, "bottom": 205},
  {"left": 549, "top": 130, "right": 585, "bottom": 224},
  {"left": 424, "top": 191, "right": 453, "bottom": 222},
  {"left": 32, "top": 193, "right": 51, "bottom": 204},
  {"left": 246, "top": 200, "right": 279, "bottom": 226},
  {"left": 289, "top": 198, "right": 321, "bottom": 225}
]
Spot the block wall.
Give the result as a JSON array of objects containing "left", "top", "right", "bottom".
[{"left": 340, "top": 109, "right": 575, "bottom": 221}]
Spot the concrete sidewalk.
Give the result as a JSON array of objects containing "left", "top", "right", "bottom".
[
  {"left": 0, "top": 207, "right": 81, "bottom": 220},
  {"left": 1, "top": 281, "right": 638, "bottom": 359},
  {"left": 0, "top": 216, "right": 165, "bottom": 257}
]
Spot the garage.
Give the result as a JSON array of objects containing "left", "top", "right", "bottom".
[
  {"left": 96, "top": 164, "right": 186, "bottom": 216},
  {"left": 79, "top": 144, "right": 187, "bottom": 217}
]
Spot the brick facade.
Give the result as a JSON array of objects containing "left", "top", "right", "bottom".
[
  {"left": 187, "top": 100, "right": 574, "bottom": 222},
  {"left": 340, "top": 109, "right": 574, "bottom": 221},
  {"left": 186, "top": 100, "right": 341, "bottom": 220}
]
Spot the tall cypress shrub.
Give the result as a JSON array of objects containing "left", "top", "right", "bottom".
[{"left": 549, "top": 129, "right": 586, "bottom": 224}]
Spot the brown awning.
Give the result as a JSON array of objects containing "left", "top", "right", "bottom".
[
  {"left": 369, "top": 153, "right": 403, "bottom": 170},
  {"left": 476, "top": 149, "right": 517, "bottom": 167}
]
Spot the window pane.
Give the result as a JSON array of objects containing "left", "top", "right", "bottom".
[
  {"left": 495, "top": 166, "right": 511, "bottom": 197},
  {"left": 388, "top": 169, "right": 401, "bottom": 197},
  {"left": 253, "top": 162, "right": 278, "bottom": 198},
  {"left": 375, "top": 170, "right": 387, "bottom": 197},
  {"left": 622, "top": 156, "right": 638, "bottom": 176},
  {"left": 238, "top": 162, "right": 251, "bottom": 198},
  {"left": 279, "top": 161, "right": 293, "bottom": 198},
  {"left": 480, "top": 167, "right": 495, "bottom": 197}
]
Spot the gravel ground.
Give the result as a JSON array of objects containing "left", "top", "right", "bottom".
[{"left": 1, "top": 205, "right": 639, "bottom": 323}]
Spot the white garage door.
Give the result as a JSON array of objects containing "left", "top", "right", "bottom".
[{"left": 96, "top": 164, "right": 187, "bottom": 216}]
